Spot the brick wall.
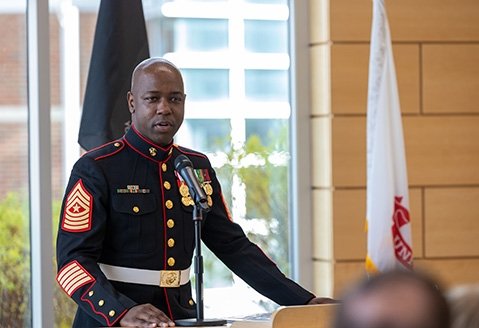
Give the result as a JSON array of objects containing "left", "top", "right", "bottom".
[
  {"left": 0, "top": 12, "right": 97, "bottom": 200},
  {"left": 310, "top": 0, "right": 479, "bottom": 297}
]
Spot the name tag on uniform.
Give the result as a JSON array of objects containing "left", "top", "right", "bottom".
[{"left": 116, "top": 185, "right": 150, "bottom": 194}]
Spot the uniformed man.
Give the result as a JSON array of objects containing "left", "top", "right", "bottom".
[{"left": 56, "top": 57, "right": 335, "bottom": 327}]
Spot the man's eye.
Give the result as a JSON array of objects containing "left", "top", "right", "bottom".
[
  {"left": 145, "top": 97, "right": 158, "bottom": 102},
  {"left": 170, "top": 96, "right": 183, "bottom": 103}
]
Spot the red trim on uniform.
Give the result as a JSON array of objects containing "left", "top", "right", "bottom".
[
  {"left": 82, "top": 140, "right": 121, "bottom": 157},
  {"left": 131, "top": 124, "right": 173, "bottom": 152},
  {"left": 158, "top": 162, "right": 174, "bottom": 320},
  {"left": 220, "top": 192, "right": 233, "bottom": 222},
  {"left": 82, "top": 141, "right": 114, "bottom": 155},
  {"left": 159, "top": 165, "right": 168, "bottom": 271},
  {"left": 124, "top": 137, "right": 162, "bottom": 163},
  {"left": 94, "top": 141, "right": 125, "bottom": 161},
  {"left": 61, "top": 179, "right": 93, "bottom": 233},
  {"left": 174, "top": 144, "right": 208, "bottom": 159},
  {"left": 57, "top": 260, "right": 95, "bottom": 297},
  {"left": 164, "top": 288, "right": 174, "bottom": 321},
  {"left": 80, "top": 282, "right": 128, "bottom": 327}
]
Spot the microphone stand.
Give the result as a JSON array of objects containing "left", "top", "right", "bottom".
[{"left": 175, "top": 204, "right": 227, "bottom": 327}]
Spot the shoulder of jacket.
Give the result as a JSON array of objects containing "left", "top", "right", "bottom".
[
  {"left": 82, "top": 139, "right": 125, "bottom": 161},
  {"left": 174, "top": 144, "right": 208, "bottom": 160},
  {"left": 173, "top": 144, "right": 212, "bottom": 168}
]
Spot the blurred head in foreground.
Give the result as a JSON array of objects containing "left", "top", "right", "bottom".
[
  {"left": 447, "top": 284, "right": 479, "bottom": 328},
  {"left": 334, "top": 270, "right": 450, "bottom": 328}
]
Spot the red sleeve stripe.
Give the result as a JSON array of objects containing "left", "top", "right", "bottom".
[{"left": 57, "top": 261, "right": 94, "bottom": 296}]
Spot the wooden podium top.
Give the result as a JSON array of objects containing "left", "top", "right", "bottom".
[
  {"left": 109, "top": 304, "right": 339, "bottom": 328},
  {"left": 229, "top": 304, "right": 339, "bottom": 328}
]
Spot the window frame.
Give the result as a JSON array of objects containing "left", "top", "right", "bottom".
[
  {"left": 26, "top": 0, "right": 314, "bottom": 324},
  {"left": 28, "top": 0, "right": 54, "bottom": 327},
  {"left": 288, "top": 0, "right": 314, "bottom": 289}
]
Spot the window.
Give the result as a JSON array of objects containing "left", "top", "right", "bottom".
[
  {"left": 245, "top": 70, "right": 289, "bottom": 101},
  {"left": 182, "top": 69, "right": 229, "bottom": 101},
  {"left": 0, "top": 0, "right": 309, "bottom": 325},
  {"left": 244, "top": 20, "right": 288, "bottom": 53},
  {"left": 147, "top": 0, "right": 293, "bottom": 317}
]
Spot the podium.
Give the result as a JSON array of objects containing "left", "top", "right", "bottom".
[
  {"left": 230, "top": 304, "right": 339, "bottom": 328},
  {"left": 108, "top": 304, "right": 338, "bottom": 328}
]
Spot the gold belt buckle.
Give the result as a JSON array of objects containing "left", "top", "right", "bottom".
[{"left": 159, "top": 270, "right": 181, "bottom": 288}]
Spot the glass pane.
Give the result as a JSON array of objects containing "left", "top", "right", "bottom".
[
  {"left": 244, "top": 20, "right": 288, "bottom": 53},
  {"left": 148, "top": 0, "right": 293, "bottom": 318},
  {"left": 244, "top": 119, "right": 289, "bottom": 272},
  {"left": 245, "top": 69, "right": 288, "bottom": 101},
  {"left": 173, "top": 18, "right": 228, "bottom": 52},
  {"left": 52, "top": 2, "right": 96, "bottom": 326},
  {"left": 182, "top": 69, "right": 229, "bottom": 101},
  {"left": 149, "top": 18, "right": 228, "bottom": 54},
  {"left": 0, "top": 3, "right": 31, "bottom": 326},
  {"left": 178, "top": 119, "right": 231, "bottom": 153}
]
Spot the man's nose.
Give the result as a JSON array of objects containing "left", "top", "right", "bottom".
[{"left": 156, "top": 98, "right": 172, "bottom": 114}]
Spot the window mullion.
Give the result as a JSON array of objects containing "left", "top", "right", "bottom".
[{"left": 28, "top": 0, "right": 54, "bottom": 326}]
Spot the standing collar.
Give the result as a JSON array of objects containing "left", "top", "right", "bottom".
[{"left": 123, "top": 125, "right": 174, "bottom": 162}]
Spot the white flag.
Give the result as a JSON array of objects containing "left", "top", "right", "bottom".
[{"left": 366, "top": 0, "right": 413, "bottom": 273}]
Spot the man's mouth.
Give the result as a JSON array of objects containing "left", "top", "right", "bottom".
[{"left": 153, "top": 121, "right": 172, "bottom": 129}]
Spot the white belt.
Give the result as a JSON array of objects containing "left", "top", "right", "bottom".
[{"left": 99, "top": 263, "right": 190, "bottom": 288}]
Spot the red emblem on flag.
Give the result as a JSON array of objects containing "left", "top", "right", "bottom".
[
  {"left": 61, "top": 179, "right": 93, "bottom": 232},
  {"left": 392, "top": 196, "right": 413, "bottom": 268}
]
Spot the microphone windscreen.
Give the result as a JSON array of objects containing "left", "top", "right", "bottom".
[{"left": 174, "top": 154, "right": 193, "bottom": 172}]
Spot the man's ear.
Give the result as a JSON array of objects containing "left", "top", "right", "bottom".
[{"left": 127, "top": 91, "right": 135, "bottom": 113}]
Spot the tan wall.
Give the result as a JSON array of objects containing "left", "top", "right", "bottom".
[{"left": 309, "top": 0, "right": 479, "bottom": 298}]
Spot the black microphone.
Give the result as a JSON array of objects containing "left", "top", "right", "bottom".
[{"left": 174, "top": 154, "right": 210, "bottom": 212}]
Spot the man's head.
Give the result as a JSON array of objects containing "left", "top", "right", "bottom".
[
  {"left": 334, "top": 270, "right": 450, "bottom": 328},
  {"left": 447, "top": 284, "right": 479, "bottom": 328},
  {"left": 128, "top": 57, "right": 185, "bottom": 146}
]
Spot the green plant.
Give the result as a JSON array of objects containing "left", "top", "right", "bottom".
[
  {"left": 0, "top": 192, "right": 30, "bottom": 326},
  {"left": 203, "top": 122, "right": 291, "bottom": 288},
  {"left": 0, "top": 193, "right": 76, "bottom": 327}
]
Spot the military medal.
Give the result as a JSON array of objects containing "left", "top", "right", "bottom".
[
  {"left": 203, "top": 182, "right": 213, "bottom": 196},
  {"left": 179, "top": 183, "right": 190, "bottom": 197},
  {"left": 181, "top": 196, "right": 190, "bottom": 206},
  {"left": 176, "top": 168, "right": 211, "bottom": 207},
  {"left": 182, "top": 196, "right": 195, "bottom": 206}
]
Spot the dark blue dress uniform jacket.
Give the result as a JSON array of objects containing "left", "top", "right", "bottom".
[{"left": 56, "top": 126, "right": 315, "bottom": 327}]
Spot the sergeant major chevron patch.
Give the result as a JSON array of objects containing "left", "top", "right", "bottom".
[{"left": 61, "top": 179, "right": 93, "bottom": 232}]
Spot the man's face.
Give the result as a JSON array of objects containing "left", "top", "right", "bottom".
[{"left": 128, "top": 64, "right": 185, "bottom": 146}]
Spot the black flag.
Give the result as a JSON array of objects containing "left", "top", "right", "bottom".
[{"left": 79, "top": 0, "right": 150, "bottom": 150}]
